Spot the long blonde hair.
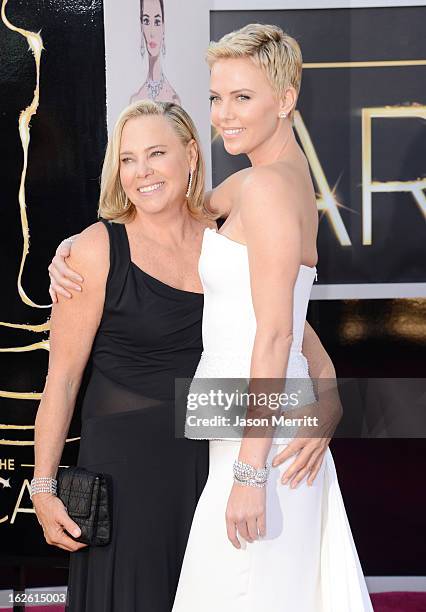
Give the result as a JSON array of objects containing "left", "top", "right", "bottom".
[
  {"left": 206, "top": 23, "right": 302, "bottom": 120},
  {"left": 98, "top": 100, "right": 206, "bottom": 222}
]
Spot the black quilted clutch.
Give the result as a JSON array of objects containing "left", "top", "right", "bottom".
[{"left": 56, "top": 466, "right": 111, "bottom": 546}]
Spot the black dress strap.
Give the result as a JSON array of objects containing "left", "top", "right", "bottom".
[{"left": 99, "top": 219, "right": 131, "bottom": 306}]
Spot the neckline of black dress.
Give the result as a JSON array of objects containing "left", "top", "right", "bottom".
[{"left": 121, "top": 223, "right": 204, "bottom": 297}]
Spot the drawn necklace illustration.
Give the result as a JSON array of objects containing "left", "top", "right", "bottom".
[{"left": 147, "top": 72, "right": 165, "bottom": 100}]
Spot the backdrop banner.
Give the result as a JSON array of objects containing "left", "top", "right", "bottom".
[
  {"left": 0, "top": 0, "right": 106, "bottom": 562},
  {"left": 211, "top": 5, "right": 426, "bottom": 299}
]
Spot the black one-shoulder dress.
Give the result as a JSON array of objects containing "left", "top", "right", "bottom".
[{"left": 66, "top": 220, "right": 209, "bottom": 612}]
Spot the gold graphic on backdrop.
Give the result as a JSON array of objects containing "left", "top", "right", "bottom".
[
  {"left": 213, "top": 111, "right": 355, "bottom": 245},
  {"left": 1, "top": 0, "right": 48, "bottom": 308},
  {"left": 0, "top": 1, "right": 52, "bottom": 431},
  {"left": 0, "top": 424, "right": 34, "bottom": 429},
  {"left": 0, "top": 419, "right": 80, "bottom": 444},
  {"left": 10, "top": 480, "right": 33, "bottom": 523},
  {"left": 294, "top": 111, "right": 353, "bottom": 246},
  {"left": 0, "top": 321, "right": 49, "bottom": 332},
  {"left": 304, "top": 59, "right": 426, "bottom": 69},
  {"left": 0, "top": 339, "right": 48, "bottom": 400},
  {"left": 0, "top": 391, "right": 42, "bottom": 401},
  {"left": 0, "top": 437, "right": 80, "bottom": 446},
  {"left": 0, "top": 340, "right": 49, "bottom": 353},
  {"left": 362, "top": 105, "right": 426, "bottom": 244}
]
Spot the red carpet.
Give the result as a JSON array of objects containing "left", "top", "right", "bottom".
[{"left": 371, "top": 592, "right": 426, "bottom": 612}]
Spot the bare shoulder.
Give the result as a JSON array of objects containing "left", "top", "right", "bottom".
[
  {"left": 219, "top": 167, "right": 252, "bottom": 193},
  {"left": 242, "top": 164, "right": 291, "bottom": 195},
  {"left": 239, "top": 165, "right": 300, "bottom": 222},
  {"left": 68, "top": 221, "right": 109, "bottom": 279}
]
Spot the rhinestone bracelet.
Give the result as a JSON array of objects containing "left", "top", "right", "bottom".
[
  {"left": 30, "top": 477, "right": 57, "bottom": 499},
  {"left": 233, "top": 460, "right": 270, "bottom": 488}
]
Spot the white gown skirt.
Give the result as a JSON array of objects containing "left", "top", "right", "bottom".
[{"left": 172, "top": 439, "right": 374, "bottom": 612}]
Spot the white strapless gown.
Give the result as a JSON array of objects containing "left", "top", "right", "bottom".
[{"left": 173, "top": 228, "right": 373, "bottom": 612}]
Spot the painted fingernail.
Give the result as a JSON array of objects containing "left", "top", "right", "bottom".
[{"left": 76, "top": 286, "right": 82, "bottom": 291}]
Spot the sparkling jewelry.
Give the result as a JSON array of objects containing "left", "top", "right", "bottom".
[
  {"left": 162, "top": 37, "right": 166, "bottom": 56},
  {"left": 147, "top": 72, "right": 165, "bottom": 100},
  {"left": 279, "top": 111, "right": 287, "bottom": 119},
  {"left": 30, "top": 476, "right": 57, "bottom": 499},
  {"left": 185, "top": 170, "right": 193, "bottom": 198},
  {"left": 233, "top": 460, "right": 270, "bottom": 488}
]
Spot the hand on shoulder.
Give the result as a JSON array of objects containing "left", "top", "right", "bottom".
[
  {"left": 58, "top": 221, "right": 109, "bottom": 299},
  {"left": 69, "top": 221, "right": 108, "bottom": 263}
]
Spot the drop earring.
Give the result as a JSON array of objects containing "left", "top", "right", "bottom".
[
  {"left": 162, "top": 37, "right": 166, "bottom": 56},
  {"left": 140, "top": 38, "right": 146, "bottom": 59},
  {"left": 185, "top": 170, "right": 193, "bottom": 198}
]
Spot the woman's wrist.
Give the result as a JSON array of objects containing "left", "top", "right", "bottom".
[
  {"left": 238, "top": 439, "right": 272, "bottom": 470},
  {"left": 30, "top": 476, "right": 57, "bottom": 499},
  {"left": 233, "top": 459, "right": 270, "bottom": 488}
]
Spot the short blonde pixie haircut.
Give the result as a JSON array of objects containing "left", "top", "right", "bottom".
[
  {"left": 206, "top": 23, "right": 302, "bottom": 120},
  {"left": 99, "top": 100, "right": 206, "bottom": 223}
]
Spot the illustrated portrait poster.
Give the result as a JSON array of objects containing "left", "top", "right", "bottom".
[{"left": 103, "top": 0, "right": 212, "bottom": 186}]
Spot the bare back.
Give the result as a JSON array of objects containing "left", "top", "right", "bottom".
[{"left": 209, "top": 145, "right": 318, "bottom": 268}]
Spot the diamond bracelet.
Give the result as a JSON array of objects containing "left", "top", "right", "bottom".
[
  {"left": 233, "top": 460, "right": 270, "bottom": 488},
  {"left": 30, "top": 477, "right": 57, "bottom": 499}
]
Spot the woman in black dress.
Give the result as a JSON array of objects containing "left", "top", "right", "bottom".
[{"left": 32, "top": 100, "right": 212, "bottom": 611}]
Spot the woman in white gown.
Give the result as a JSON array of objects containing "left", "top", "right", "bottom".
[{"left": 172, "top": 24, "right": 373, "bottom": 612}]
